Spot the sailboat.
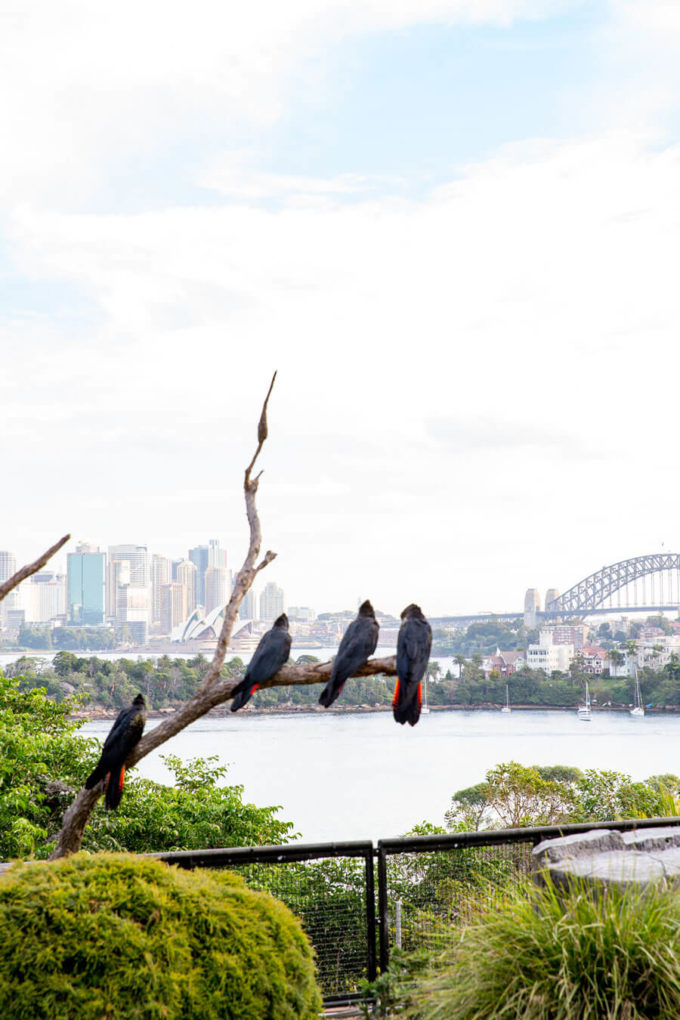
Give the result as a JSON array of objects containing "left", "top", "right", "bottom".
[
  {"left": 420, "top": 673, "right": 430, "bottom": 715},
  {"left": 577, "top": 679, "right": 591, "bottom": 721},
  {"left": 630, "top": 676, "right": 645, "bottom": 718},
  {"left": 501, "top": 683, "right": 511, "bottom": 713}
]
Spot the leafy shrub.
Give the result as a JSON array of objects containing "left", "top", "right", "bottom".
[
  {"left": 406, "top": 879, "right": 680, "bottom": 1019},
  {"left": 0, "top": 853, "right": 322, "bottom": 1019},
  {"left": 0, "top": 673, "right": 294, "bottom": 859}
]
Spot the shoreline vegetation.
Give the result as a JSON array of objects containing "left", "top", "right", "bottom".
[
  {"left": 3, "top": 649, "right": 680, "bottom": 720},
  {"left": 78, "top": 702, "right": 680, "bottom": 721}
]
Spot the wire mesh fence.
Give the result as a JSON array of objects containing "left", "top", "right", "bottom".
[
  {"left": 379, "top": 840, "right": 536, "bottom": 957},
  {"left": 234, "top": 857, "right": 372, "bottom": 996},
  {"left": 155, "top": 816, "right": 680, "bottom": 1003},
  {"left": 154, "top": 842, "right": 376, "bottom": 1001}
]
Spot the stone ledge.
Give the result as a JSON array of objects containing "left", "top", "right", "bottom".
[{"left": 533, "top": 826, "right": 680, "bottom": 889}]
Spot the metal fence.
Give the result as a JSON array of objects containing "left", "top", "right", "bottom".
[{"left": 155, "top": 816, "right": 680, "bottom": 1004}]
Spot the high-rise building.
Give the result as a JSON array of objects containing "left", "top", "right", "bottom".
[
  {"left": 160, "top": 582, "right": 187, "bottom": 635},
  {"left": 151, "top": 554, "right": 171, "bottom": 626},
  {"left": 0, "top": 551, "right": 17, "bottom": 625},
  {"left": 188, "top": 540, "right": 227, "bottom": 607},
  {"left": 67, "top": 543, "right": 105, "bottom": 625},
  {"left": 22, "top": 572, "right": 66, "bottom": 623},
  {"left": 523, "top": 588, "right": 541, "bottom": 629},
  {"left": 176, "top": 560, "right": 197, "bottom": 615},
  {"left": 259, "top": 582, "right": 285, "bottom": 622},
  {"left": 107, "top": 545, "right": 149, "bottom": 617},
  {"left": 0, "top": 551, "right": 16, "bottom": 584},
  {"left": 116, "top": 582, "right": 149, "bottom": 644},
  {"left": 239, "top": 588, "right": 257, "bottom": 620},
  {"left": 209, "top": 539, "right": 227, "bottom": 569},
  {"left": 205, "top": 566, "right": 231, "bottom": 614},
  {"left": 189, "top": 545, "right": 209, "bottom": 606}
]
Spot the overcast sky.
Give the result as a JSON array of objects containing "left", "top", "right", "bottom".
[{"left": 2, "top": 0, "right": 679, "bottom": 616}]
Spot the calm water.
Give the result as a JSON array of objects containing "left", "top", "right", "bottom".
[{"left": 80, "top": 709, "right": 680, "bottom": 843}]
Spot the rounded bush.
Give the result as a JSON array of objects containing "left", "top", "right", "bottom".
[{"left": 0, "top": 853, "right": 322, "bottom": 1019}]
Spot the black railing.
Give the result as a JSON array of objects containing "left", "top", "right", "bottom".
[{"left": 152, "top": 816, "right": 680, "bottom": 1003}]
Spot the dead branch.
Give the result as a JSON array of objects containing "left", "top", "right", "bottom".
[
  {"left": 0, "top": 534, "right": 70, "bottom": 602},
  {"left": 51, "top": 372, "right": 292, "bottom": 858}
]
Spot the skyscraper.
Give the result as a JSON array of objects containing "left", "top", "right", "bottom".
[
  {"left": 189, "top": 545, "right": 209, "bottom": 606},
  {"left": 151, "top": 554, "right": 171, "bottom": 626},
  {"left": 160, "top": 582, "right": 187, "bottom": 635},
  {"left": 209, "top": 539, "right": 228, "bottom": 569},
  {"left": 107, "top": 545, "right": 149, "bottom": 618},
  {"left": 67, "top": 543, "right": 105, "bottom": 625},
  {"left": 205, "top": 566, "right": 231, "bottom": 614},
  {"left": 259, "top": 582, "right": 285, "bottom": 622},
  {"left": 0, "top": 551, "right": 17, "bottom": 625},
  {"left": 239, "top": 588, "right": 257, "bottom": 620},
  {"left": 176, "top": 560, "right": 197, "bottom": 615}
]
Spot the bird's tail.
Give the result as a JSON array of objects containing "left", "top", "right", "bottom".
[
  {"left": 104, "top": 765, "right": 126, "bottom": 811},
  {"left": 84, "top": 764, "right": 107, "bottom": 790},
  {"left": 392, "top": 679, "right": 422, "bottom": 727},
  {"left": 318, "top": 679, "right": 344, "bottom": 708},
  {"left": 230, "top": 677, "right": 259, "bottom": 712}
]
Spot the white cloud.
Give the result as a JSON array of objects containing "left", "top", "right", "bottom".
[
  {"left": 4, "top": 127, "right": 680, "bottom": 611},
  {"left": 0, "top": 0, "right": 581, "bottom": 206}
]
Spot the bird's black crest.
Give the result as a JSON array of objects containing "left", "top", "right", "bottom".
[
  {"left": 400, "top": 604, "right": 425, "bottom": 621},
  {"left": 133, "top": 693, "right": 146, "bottom": 706},
  {"left": 358, "top": 600, "right": 375, "bottom": 617},
  {"left": 273, "top": 613, "right": 289, "bottom": 628}
]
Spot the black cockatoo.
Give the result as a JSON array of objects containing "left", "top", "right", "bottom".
[
  {"left": 230, "top": 613, "right": 291, "bottom": 712},
  {"left": 319, "top": 600, "right": 379, "bottom": 708},
  {"left": 393, "top": 604, "right": 432, "bottom": 726},
  {"left": 85, "top": 693, "right": 147, "bottom": 810}
]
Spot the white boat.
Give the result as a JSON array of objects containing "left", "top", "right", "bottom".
[
  {"left": 501, "top": 683, "right": 511, "bottom": 713},
  {"left": 420, "top": 673, "right": 430, "bottom": 715},
  {"left": 630, "top": 676, "right": 645, "bottom": 718},
  {"left": 577, "top": 680, "right": 591, "bottom": 721}
]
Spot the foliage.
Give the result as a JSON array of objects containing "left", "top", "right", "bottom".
[
  {"left": 17, "top": 625, "right": 121, "bottom": 650},
  {"left": 404, "top": 879, "right": 680, "bottom": 1019},
  {"left": 0, "top": 673, "right": 293, "bottom": 860},
  {"left": 359, "top": 949, "right": 433, "bottom": 1018},
  {"left": 0, "top": 672, "right": 98, "bottom": 859},
  {"left": 445, "top": 761, "right": 680, "bottom": 832},
  {"left": 239, "top": 856, "right": 369, "bottom": 995},
  {"left": 83, "top": 755, "right": 295, "bottom": 853},
  {"left": 0, "top": 853, "right": 322, "bottom": 1019}
]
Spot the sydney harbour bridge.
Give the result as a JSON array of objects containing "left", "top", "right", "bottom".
[{"left": 432, "top": 554, "right": 680, "bottom": 628}]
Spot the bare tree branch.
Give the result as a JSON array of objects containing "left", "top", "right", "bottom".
[
  {"left": 52, "top": 371, "right": 329, "bottom": 859},
  {"left": 0, "top": 534, "right": 70, "bottom": 603}
]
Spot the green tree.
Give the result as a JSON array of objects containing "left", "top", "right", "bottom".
[
  {"left": 0, "top": 673, "right": 294, "bottom": 860},
  {"left": 85, "top": 755, "right": 294, "bottom": 853}
]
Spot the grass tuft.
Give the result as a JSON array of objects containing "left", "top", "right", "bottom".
[{"left": 406, "top": 878, "right": 680, "bottom": 1019}]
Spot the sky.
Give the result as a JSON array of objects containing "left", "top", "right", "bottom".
[{"left": 2, "top": 0, "right": 680, "bottom": 617}]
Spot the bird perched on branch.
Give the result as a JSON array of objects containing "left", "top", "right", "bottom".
[
  {"left": 319, "top": 600, "right": 379, "bottom": 708},
  {"left": 85, "top": 693, "right": 147, "bottom": 810},
  {"left": 230, "top": 613, "right": 291, "bottom": 712},
  {"left": 393, "top": 604, "right": 432, "bottom": 727}
]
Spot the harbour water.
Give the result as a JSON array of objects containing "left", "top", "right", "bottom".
[{"left": 81, "top": 709, "right": 680, "bottom": 843}]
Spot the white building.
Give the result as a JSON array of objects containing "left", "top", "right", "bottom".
[
  {"left": 20, "top": 572, "right": 66, "bottom": 623},
  {"left": 527, "top": 629, "right": 574, "bottom": 672},
  {"left": 260, "top": 582, "right": 285, "bottom": 621},
  {"left": 205, "top": 566, "right": 232, "bottom": 614}
]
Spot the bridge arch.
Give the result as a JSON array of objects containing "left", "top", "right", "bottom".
[{"left": 545, "top": 554, "right": 680, "bottom": 616}]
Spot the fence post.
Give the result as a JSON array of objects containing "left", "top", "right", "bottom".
[
  {"left": 364, "top": 848, "right": 377, "bottom": 981},
  {"left": 377, "top": 842, "right": 389, "bottom": 972}
]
